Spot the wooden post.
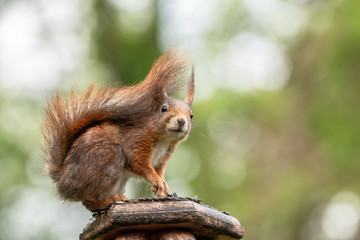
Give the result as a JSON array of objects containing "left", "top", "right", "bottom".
[{"left": 80, "top": 197, "right": 244, "bottom": 240}]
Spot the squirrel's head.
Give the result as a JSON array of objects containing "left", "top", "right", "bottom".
[{"left": 151, "top": 68, "right": 195, "bottom": 142}]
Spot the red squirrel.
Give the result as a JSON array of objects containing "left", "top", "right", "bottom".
[{"left": 42, "top": 49, "right": 195, "bottom": 211}]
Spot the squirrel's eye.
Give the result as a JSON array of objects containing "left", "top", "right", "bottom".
[
  {"left": 161, "top": 105, "right": 167, "bottom": 112},
  {"left": 190, "top": 114, "right": 193, "bottom": 119}
]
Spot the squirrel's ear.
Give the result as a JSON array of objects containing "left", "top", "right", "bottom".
[
  {"left": 163, "top": 90, "right": 168, "bottom": 98},
  {"left": 152, "top": 89, "right": 167, "bottom": 109},
  {"left": 185, "top": 66, "right": 195, "bottom": 106}
]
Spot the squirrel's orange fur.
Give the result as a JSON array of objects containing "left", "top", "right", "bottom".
[{"left": 42, "top": 49, "right": 195, "bottom": 211}]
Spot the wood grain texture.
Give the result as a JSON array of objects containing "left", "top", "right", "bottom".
[
  {"left": 80, "top": 198, "right": 244, "bottom": 240},
  {"left": 158, "top": 230, "right": 196, "bottom": 240},
  {"left": 114, "top": 230, "right": 196, "bottom": 240}
]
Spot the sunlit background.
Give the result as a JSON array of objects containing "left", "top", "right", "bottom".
[{"left": 1, "top": 0, "right": 359, "bottom": 239}]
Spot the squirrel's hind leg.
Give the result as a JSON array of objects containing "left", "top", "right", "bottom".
[
  {"left": 119, "top": 195, "right": 129, "bottom": 201},
  {"left": 60, "top": 125, "right": 127, "bottom": 211},
  {"left": 82, "top": 194, "right": 122, "bottom": 212}
]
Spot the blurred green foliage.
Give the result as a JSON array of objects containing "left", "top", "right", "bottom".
[{"left": 1, "top": 0, "right": 360, "bottom": 239}]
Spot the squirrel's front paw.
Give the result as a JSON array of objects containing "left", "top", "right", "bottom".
[
  {"left": 152, "top": 179, "right": 166, "bottom": 196},
  {"left": 163, "top": 180, "right": 171, "bottom": 196}
]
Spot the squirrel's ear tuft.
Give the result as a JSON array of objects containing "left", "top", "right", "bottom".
[
  {"left": 144, "top": 47, "right": 191, "bottom": 96},
  {"left": 184, "top": 66, "right": 195, "bottom": 106}
]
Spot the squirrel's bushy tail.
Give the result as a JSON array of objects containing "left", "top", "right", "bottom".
[
  {"left": 42, "top": 48, "right": 190, "bottom": 182},
  {"left": 42, "top": 85, "right": 119, "bottom": 182}
]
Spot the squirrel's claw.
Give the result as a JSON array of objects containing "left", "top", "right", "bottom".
[
  {"left": 152, "top": 185, "right": 159, "bottom": 195},
  {"left": 151, "top": 178, "right": 167, "bottom": 197}
]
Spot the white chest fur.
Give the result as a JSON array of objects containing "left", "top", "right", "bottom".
[{"left": 150, "top": 141, "right": 170, "bottom": 167}]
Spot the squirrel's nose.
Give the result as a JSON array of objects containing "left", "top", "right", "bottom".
[{"left": 177, "top": 117, "right": 185, "bottom": 127}]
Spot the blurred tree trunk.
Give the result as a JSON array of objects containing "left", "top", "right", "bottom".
[{"left": 91, "top": 0, "right": 161, "bottom": 84}]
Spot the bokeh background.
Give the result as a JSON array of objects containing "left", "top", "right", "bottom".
[{"left": 0, "top": 0, "right": 359, "bottom": 239}]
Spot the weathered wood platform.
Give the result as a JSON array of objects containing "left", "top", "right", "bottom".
[{"left": 80, "top": 197, "right": 244, "bottom": 240}]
